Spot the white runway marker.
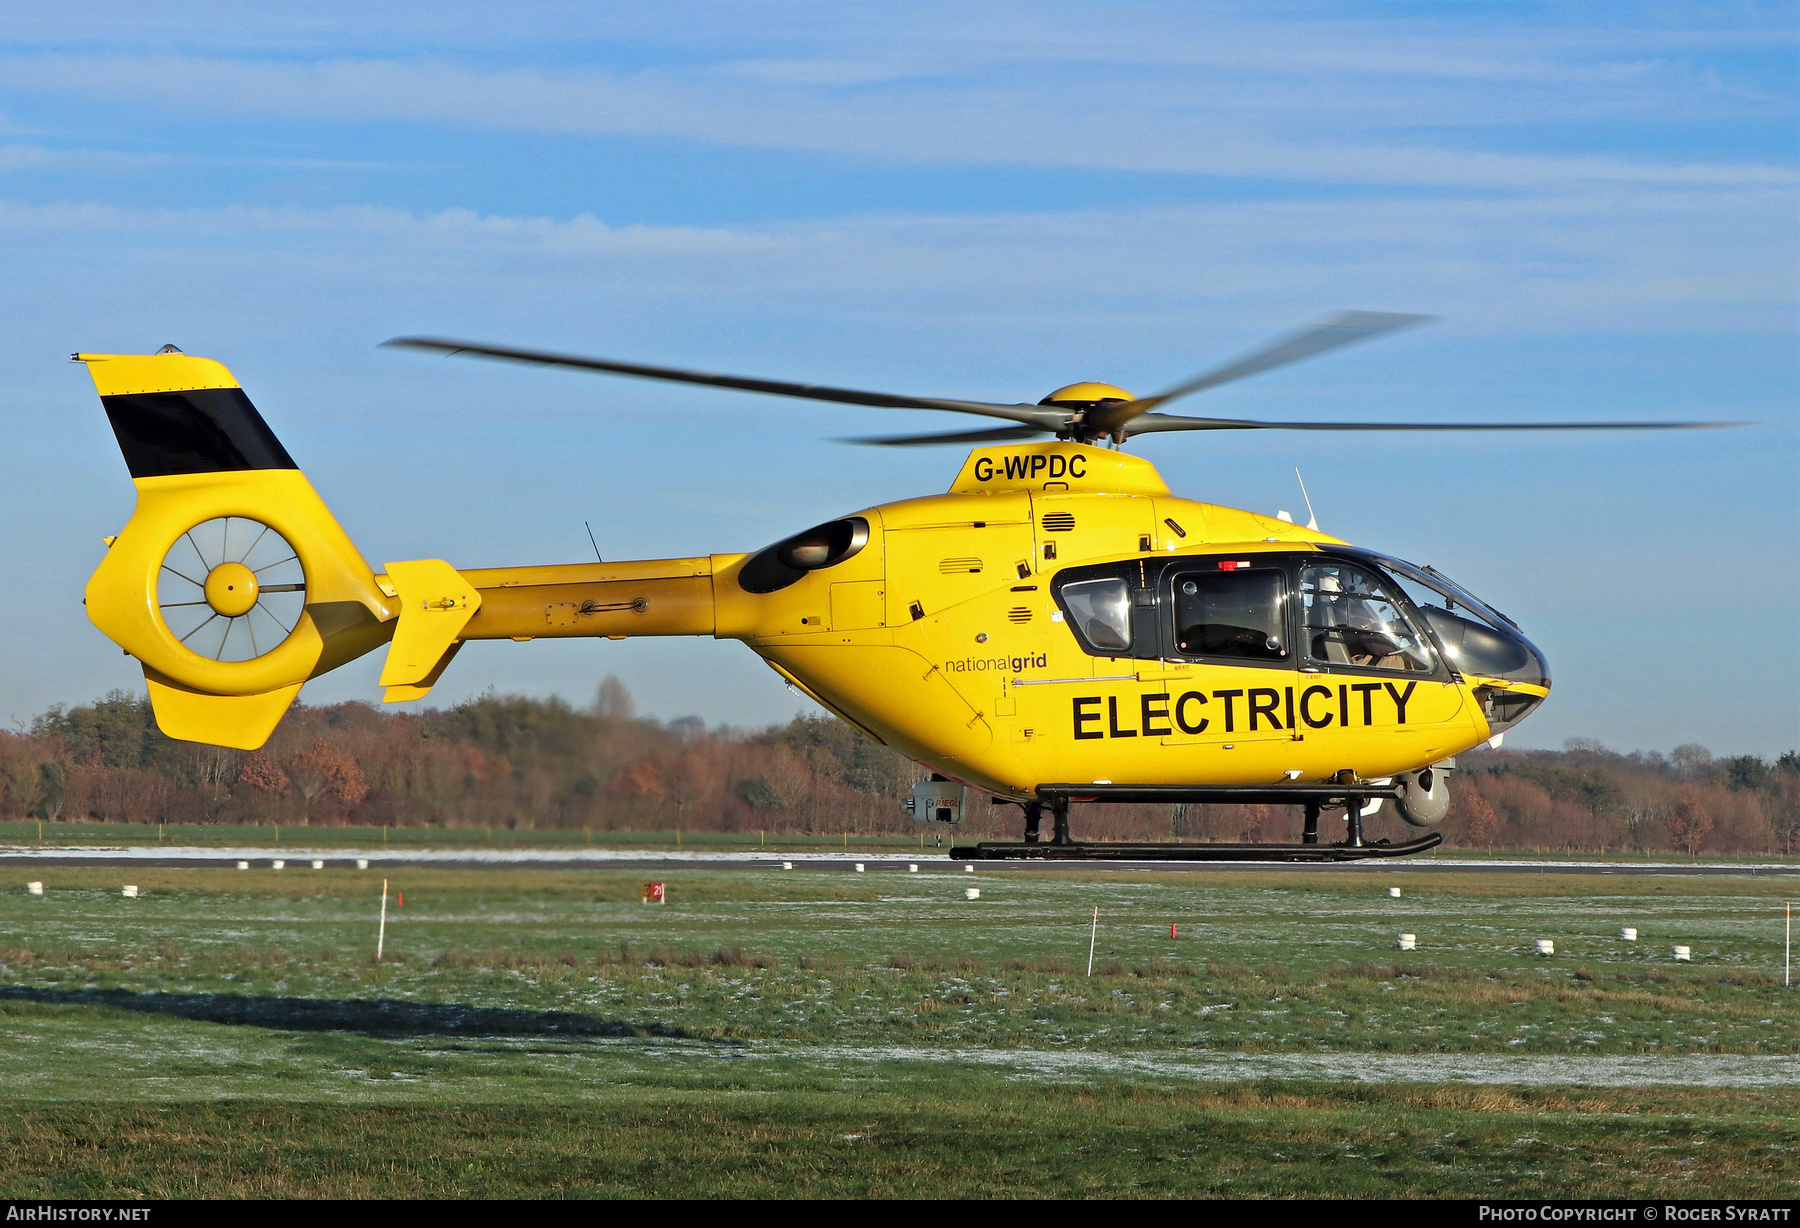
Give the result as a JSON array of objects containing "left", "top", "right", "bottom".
[{"left": 377, "top": 878, "right": 389, "bottom": 962}]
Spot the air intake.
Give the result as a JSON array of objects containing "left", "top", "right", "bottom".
[
  {"left": 939, "top": 557, "right": 982, "bottom": 574},
  {"left": 1006, "top": 607, "right": 1032, "bottom": 624},
  {"left": 1040, "top": 512, "right": 1075, "bottom": 532}
]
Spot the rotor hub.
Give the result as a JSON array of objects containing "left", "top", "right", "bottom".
[
  {"left": 1039, "top": 382, "right": 1134, "bottom": 406},
  {"left": 203, "top": 562, "right": 259, "bottom": 617}
]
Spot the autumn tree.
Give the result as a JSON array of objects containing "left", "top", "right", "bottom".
[
  {"left": 1454, "top": 783, "right": 1499, "bottom": 847},
  {"left": 239, "top": 752, "right": 290, "bottom": 793},
  {"left": 1769, "top": 770, "right": 1800, "bottom": 858},
  {"left": 1665, "top": 786, "right": 1715, "bottom": 857},
  {"left": 284, "top": 739, "right": 367, "bottom": 825},
  {"left": 0, "top": 752, "right": 42, "bottom": 818},
  {"left": 595, "top": 675, "right": 635, "bottom": 722},
  {"left": 1238, "top": 803, "right": 1272, "bottom": 843},
  {"left": 33, "top": 763, "right": 64, "bottom": 823}
]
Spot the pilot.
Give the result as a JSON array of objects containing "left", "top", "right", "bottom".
[{"left": 1313, "top": 570, "right": 1416, "bottom": 670}]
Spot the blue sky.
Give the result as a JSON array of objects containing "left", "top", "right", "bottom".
[{"left": 2, "top": 2, "right": 1795, "bottom": 755}]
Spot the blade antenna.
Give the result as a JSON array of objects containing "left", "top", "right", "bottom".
[
  {"left": 584, "top": 521, "right": 602, "bottom": 563},
  {"left": 1295, "top": 468, "right": 1319, "bottom": 532}
]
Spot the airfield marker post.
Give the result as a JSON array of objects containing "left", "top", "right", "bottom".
[
  {"left": 1087, "top": 907, "right": 1098, "bottom": 977},
  {"left": 377, "top": 878, "right": 389, "bottom": 962},
  {"left": 1785, "top": 902, "right": 1790, "bottom": 988}
]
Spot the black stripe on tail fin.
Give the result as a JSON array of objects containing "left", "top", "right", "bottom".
[{"left": 101, "top": 389, "right": 298, "bottom": 478}]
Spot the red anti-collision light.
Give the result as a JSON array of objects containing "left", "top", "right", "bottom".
[{"left": 1218, "top": 560, "right": 1253, "bottom": 571}]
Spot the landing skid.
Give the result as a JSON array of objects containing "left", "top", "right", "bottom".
[
  {"left": 951, "top": 833, "right": 1442, "bottom": 862},
  {"left": 963, "top": 780, "right": 1443, "bottom": 863}
]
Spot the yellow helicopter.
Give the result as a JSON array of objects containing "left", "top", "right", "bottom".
[{"left": 74, "top": 313, "right": 1726, "bottom": 860}]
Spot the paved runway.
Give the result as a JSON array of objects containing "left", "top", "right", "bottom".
[{"left": 2, "top": 844, "right": 1796, "bottom": 876}]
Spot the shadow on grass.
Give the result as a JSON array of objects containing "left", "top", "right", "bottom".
[{"left": 0, "top": 985, "right": 693, "bottom": 1039}]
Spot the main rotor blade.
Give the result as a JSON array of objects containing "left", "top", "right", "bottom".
[
  {"left": 383, "top": 336, "right": 1063, "bottom": 429},
  {"left": 840, "top": 425, "right": 1054, "bottom": 447},
  {"left": 1125, "top": 413, "right": 1745, "bottom": 435},
  {"left": 1089, "top": 311, "right": 1434, "bottom": 434}
]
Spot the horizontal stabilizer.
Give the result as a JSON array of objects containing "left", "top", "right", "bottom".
[{"left": 379, "top": 559, "right": 481, "bottom": 693}]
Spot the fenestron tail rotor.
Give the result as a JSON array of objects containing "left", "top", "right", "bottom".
[
  {"left": 383, "top": 314, "right": 1745, "bottom": 444},
  {"left": 156, "top": 516, "right": 306, "bottom": 663}
]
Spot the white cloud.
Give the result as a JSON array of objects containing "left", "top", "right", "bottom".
[
  {"left": 0, "top": 183, "right": 1788, "bottom": 340},
  {"left": 0, "top": 142, "right": 170, "bottom": 173},
  {"left": 0, "top": 23, "right": 1791, "bottom": 189}
]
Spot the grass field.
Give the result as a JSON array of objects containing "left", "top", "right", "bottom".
[
  {"left": 0, "top": 819, "right": 946, "bottom": 853},
  {"left": 0, "top": 863, "right": 1794, "bottom": 1197},
  {"left": 5, "top": 818, "right": 1795, "bottom": 864}
]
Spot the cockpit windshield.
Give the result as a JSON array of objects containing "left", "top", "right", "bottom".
[{"left": 1343, "top": 548, "right": 1549, "bottom": 690}]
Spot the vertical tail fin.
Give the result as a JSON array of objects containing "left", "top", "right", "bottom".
[{"left": 78, "top": 349, "right": 394, "bottom": 749}]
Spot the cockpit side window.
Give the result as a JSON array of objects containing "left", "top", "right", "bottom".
[
  {"left": 1171, "top": 569, "right": 1289, "bottom": 662},
  {"left": 1059, "top": 577, "right": 1133, "bottom": 653},
  {"left": 1301, "top": 561, "right": 1434, "bottom": 673}
]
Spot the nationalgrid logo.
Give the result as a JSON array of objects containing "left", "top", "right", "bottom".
[{"left": 943, "top": 653, "right": 1048, "bottom": 675}]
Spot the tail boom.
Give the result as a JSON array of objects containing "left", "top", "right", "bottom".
[{"left": 448, "top": 558, "right": 716, "bottom": 641}]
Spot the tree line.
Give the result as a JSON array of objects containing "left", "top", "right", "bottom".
[{"left": 1, "top": 683, "right": 1795, "bottom": 854}]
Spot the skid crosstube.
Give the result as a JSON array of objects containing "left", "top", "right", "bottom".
[
  {"left": 953, "top": 780, "right": 1442, "bottom": 862},
  {"left": 951, "top": 833, "right": 1442, "bottom": 862}
]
